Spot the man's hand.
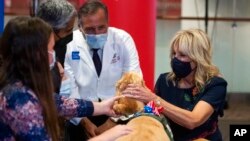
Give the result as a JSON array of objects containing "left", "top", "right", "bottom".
[
  {"left": 80, "top": 118, "right": 97, "bottom": 138},
  {"left": 95, "top": 118, "right": 117, "bottom": 135}
]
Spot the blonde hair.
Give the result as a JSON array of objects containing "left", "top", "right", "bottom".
[{"left": 168, "top": 29, "right": 220, "bottom": 91}]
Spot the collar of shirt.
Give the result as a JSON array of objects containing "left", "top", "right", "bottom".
[{"left": 88, "top": 46, "right": 103, "bottom": 61}]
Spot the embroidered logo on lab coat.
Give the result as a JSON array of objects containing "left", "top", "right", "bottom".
[
  {"left": 72, "top": 51, "right": 80, "bottom": 60},
  {"left": 111, "top": 53, "right": 120, "bottom": 64}
]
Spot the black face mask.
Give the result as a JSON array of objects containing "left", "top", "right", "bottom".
[
  {"left": 55, "top": 33, "right": 73, "bottom": 48},
  {"left": 171, "top": 57, "right": 192, "bottom": 78},
  {"left": 54, "top": 33, "right": 73, "bottom": 66}
]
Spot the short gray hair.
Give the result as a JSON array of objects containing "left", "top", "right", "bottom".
[
  {"left": 78, "top": 0, "right": 108, "bottom": 26},
  {"left": 37, "top": 0, "right": 76, "bottom": 31}
]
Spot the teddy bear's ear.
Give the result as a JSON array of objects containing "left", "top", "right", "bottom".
[
  {"left": 115, "top": 76, "right": 124, "bottom": 89},
  {"left": 116, "top": 84, "right": 123, "bottom": 92},
  {"left": 116, "top": 79, "right": 126, "bottom": 91},
  {"left": 115, "top": 90, "right": 122, "bottom": 96}
]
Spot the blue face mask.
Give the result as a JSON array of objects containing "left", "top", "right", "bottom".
[
  {"left": 59, "top": 78, "right": 71, "bottom": 97},
  {"left": 85, "top": 33, "right": 108, "bottom": 49}
]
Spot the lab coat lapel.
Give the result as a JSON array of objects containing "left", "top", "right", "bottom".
[
  {"left": 75, "top": 33, "right": 96, "bottom": 73},
  {"left": 102, "top": 42, "right": 115, "bottom": 73}
]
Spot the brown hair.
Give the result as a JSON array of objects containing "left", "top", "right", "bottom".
[
  {"left": 0, "top": 17, "right": 59, "bottom": 140},
  {"left": 78, "top": 0, "right": 108, "bottom": 26}
]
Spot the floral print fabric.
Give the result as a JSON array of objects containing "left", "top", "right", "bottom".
[{"left": 0, "top": 81, "right": 94, "bottom": 141}]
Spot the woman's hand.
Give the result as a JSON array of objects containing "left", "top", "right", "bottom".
[
  {"left": 93, "top": 96, "right": 123, "bottom": 117},
  {"left": 121, "top": 84, "right": 157, "bottom": 103},
  {"left": 89, "top": 125, "right": 132, "bottom": 141}
]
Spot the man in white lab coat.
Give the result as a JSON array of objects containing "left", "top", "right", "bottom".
[{"left": 64, "top": 0, "right": 142, "bottom": 140}]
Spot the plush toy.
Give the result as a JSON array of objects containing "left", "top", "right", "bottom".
[{"left": 113, "top": 72, "right": 145, "bottom": 115}]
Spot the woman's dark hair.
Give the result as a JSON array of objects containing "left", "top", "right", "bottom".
[{"left": 0, "top": 17, "right": 59, "bottom": 140}]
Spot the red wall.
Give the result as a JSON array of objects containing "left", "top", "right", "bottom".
[{"left": 102, "top": 0, "right": 156, "bottom": 90}]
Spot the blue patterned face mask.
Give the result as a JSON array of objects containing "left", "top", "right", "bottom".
[{"left": 85, "top": 33, "right": 108, "bottom": 49}]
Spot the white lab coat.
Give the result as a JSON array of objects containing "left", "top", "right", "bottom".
[{"left": 64, "top": 27, "right": 142, "bottom": 124}]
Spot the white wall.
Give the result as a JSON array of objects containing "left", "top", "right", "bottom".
[
  {"left": 155, "top": 20, "right": 180, "bottom": 82},
  {"left": 155, "top": 0, "right": 250, "bottom": 92},
  {"left": 182, "top": 0, "right": 250, "bottom": 93}
]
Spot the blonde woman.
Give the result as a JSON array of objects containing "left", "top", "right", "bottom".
[{"left": 123, "top": 29, "right": 227, "bottom": 140}]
